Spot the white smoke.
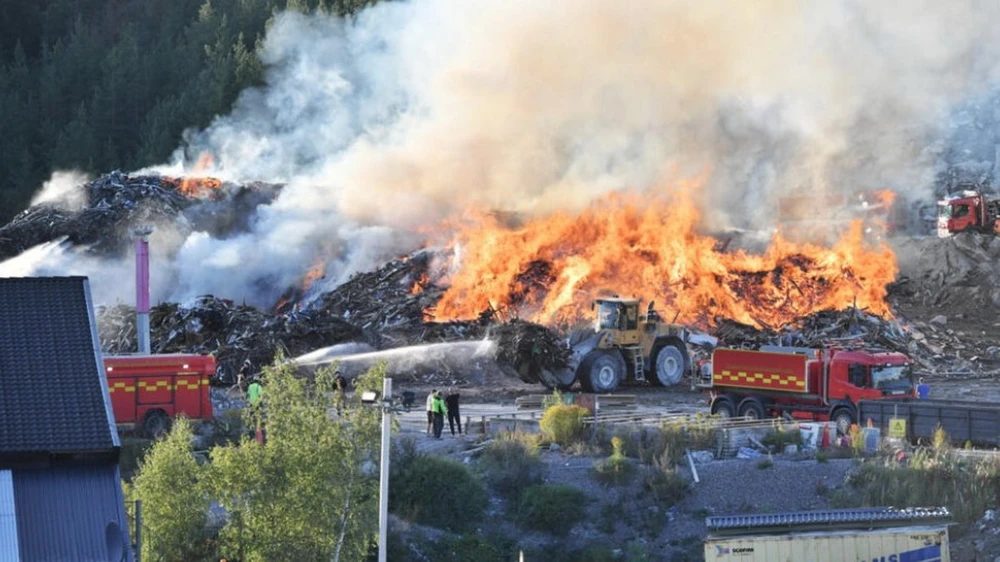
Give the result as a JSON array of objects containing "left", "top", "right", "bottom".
[
  {"left": 30, "top": 171, "right": 90, "bottom": 210},
  {"left": 17, "top": 0, "right": 1000, "bottom": 306}
]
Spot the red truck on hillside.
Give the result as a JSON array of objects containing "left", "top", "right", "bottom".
[
  {"left": 697, "top": 345, "right": 914, "bottom": 433},
  {"left": 104, "top": 354, "right": 216, "bottom": 437},
  {"left": 937, "top": 190, "right": 1000, "bottom": 237}
]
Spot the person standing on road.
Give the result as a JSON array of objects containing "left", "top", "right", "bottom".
[
  {"left": 917, "top": 377, "right": 930, "bottom": 400},
  {"left": 445, "top": 386, "right": 462, "bottom": 436},
  {"left": 431, "top": 390, "right": 447, "bottom": 439},
  {"left": 426, "top": 389, "right": 437, "bottom": 435},
  {"left": 246, "top": 377, "right": 266, "bottom": 444}
]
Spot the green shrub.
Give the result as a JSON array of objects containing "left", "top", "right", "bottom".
[
  {"left": 761, "top": 425, "right": 802, "bottom": 451},
  {"left": 593, "top": 435, "right": 635, "bottom": 487},
  {"left": 435, "top": 534, "right": 518, "bottom": 562},
  {"left": 477, "top": 432, "right": 544, "bottom": 498},
  {"left": 516, "top": 484, "right": 587, "bottom": 536},
  {"left": 816, "top": 452, "right": 829, "bottom": 463},
  {"left": 643, "top": 464, "right": 689, "bottom": 507},
  {"left": 757, "top": 458, "right": 774, "bottom": 470},
  {"left": 634, "top": 418, "right": 719, "bottom": 467},
  {"left": 539, "top": 404, "right": 588, "bottom": 445},
  {"left": 841, "top": 451, "right": 1000, "bottom": 525},
  {"left": 390, "top": 453, "right": 488, "bottom": 532}
]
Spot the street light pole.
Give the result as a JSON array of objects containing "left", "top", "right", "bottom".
[{"left": 378, "top": 377, "right": 392, "bottom": 562}]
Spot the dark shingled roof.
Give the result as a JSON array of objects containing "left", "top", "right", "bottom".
[{"left": 0, "top": 277, "right": 117, "bottom": 458}]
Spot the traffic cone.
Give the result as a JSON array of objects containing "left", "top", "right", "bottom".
[{"left": 820, "top": 422, "right": 831, "bottom": 449}]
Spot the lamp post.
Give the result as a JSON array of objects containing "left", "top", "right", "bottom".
[{"left": 363, "top": 377, "right": 393, "bottom": 562}]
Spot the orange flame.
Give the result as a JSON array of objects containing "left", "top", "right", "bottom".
[
  {"left": 874, "top": 189, "right": 897, "bottom": 208},
  {"left": 302, "top": 259, "right": 326, "bottom": 292},
  {"left": 177, "top": 177, "right": 222, "bottom": 198},
  {"left": 429, "top": 188, "right": 896, "bottom": 329}
]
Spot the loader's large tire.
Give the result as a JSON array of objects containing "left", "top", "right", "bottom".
[
  {"left": 577, "top": 350, "right": 625, "bottom": 393},
  {"left": 537, "top": 367, "right": 577, "bottom": 391},
  {"left": 652, "top": 340, "right": 689, "bottom": 386}
]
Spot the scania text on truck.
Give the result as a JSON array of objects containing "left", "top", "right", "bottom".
[
  {"left": 104, "top": 353, "right": 216, "bottom": 437},
  {"left": 697, "top": 345, "right": 914, "bottom": 433}
]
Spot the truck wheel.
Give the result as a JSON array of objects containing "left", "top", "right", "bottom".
[
  {"left": 738, "top": 399, "right": 765, "bottom": 420},
  {"left": 142, "top": 410, "right": 172, "bottom": 439},
  {"left": 578, "top": 350, "right": 624, "bottom": 393},
  {"left": 711, "top": 398, "right": 735, "bottom": 418},
  {"left": 652, "top": 340, "right": 689, "bottom": 386},
  {"left": 832, "top": 408, "right": 855, "bottom": 436}
]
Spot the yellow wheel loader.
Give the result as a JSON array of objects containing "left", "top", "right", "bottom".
[{"left": 542, "top": 298, "right": 690, "bottom": 393}]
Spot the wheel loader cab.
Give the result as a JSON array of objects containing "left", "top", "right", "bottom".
[{"left": 595, "top": 298, "right": 640, "bottom": 346}]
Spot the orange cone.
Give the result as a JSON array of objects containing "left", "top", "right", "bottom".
[{"left": 820, "top": 422, "right": 831, "bottom": 449}]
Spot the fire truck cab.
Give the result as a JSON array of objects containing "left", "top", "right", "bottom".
[
  {"left": 104, "top": 354, "right": 216, "bottom": 437},
  {"left": 937, "top": 190, "right": 1000, "bottom": 237}
]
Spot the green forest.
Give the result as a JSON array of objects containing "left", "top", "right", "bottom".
[{"left": 0, "top": 0, "right": 378, "bottom": 224}]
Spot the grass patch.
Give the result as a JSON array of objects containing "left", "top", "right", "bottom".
[
  {"left": 593, "top": 436, "right": 635, "bottom": 487},
  {"left": 390, "top": 447, "right": 488, "bottom": 532},
  {"left": 539, "top": 404, "right": 589, "bottom": 446},
  {"left": 642, "top": 449, "right": 689, "bottom": 507},
  {"left": 838, "top": 448, "right": 1000, "bottom": 525},
  {"left": 477, "top": 431, "right": 544, "bottom": 499},
  {"left": 516, "top": 484, "right": 587, "bottom": 536}
]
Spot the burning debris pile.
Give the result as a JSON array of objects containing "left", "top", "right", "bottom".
[
  {"left": 0, "top": 171, "right": 281, "bottom": 261},
  {"left": 6, "top": 171, "right": 1000, "bottom": 389}
]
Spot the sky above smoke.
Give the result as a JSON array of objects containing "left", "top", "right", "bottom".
[{"left": 8, "top": 0, "right": 1000, "bottom": 307}]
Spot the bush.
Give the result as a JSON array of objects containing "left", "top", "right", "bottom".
[
  {"left": 516, "top": 484, "right": 587, "bottom": 536},
  {"left": 757, "top": 458, "right": 774, "bottom": 470},
  {"left": 643, "top": 450, "right": 689, "bottom": 507},
  {"left": 478, "top": 432, "right": 544, "bottom": 498},
  {"left": 633, "top": 418, "right": 719, "bottom": 467},
  {"left": 593, "top": 436, "right": 635, "bottom": 487},
  {"left": 841, "top": 450, "right": 1000, "bottom": 525},
  {"left": 539, "top": 404, "right": 588, "bottom": 446},
  {"left": 390, "top": 454, "right": 488, "bottom": 532},
  {"left": 761, "top": 425, "right": 802, "bottom": 451}
]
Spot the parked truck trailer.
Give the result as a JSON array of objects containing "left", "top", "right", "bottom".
[
  {"left": 860, "top": 398, "right": 1000, "bottom": 447},
  {"left": 704, "top": 507, "right": 952, "bottom": 562}
]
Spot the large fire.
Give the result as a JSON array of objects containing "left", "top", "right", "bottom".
[{"left": 428, "top": 188, "right": 897, "bottom": 329}]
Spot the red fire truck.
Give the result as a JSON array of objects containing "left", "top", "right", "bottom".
[
  {"left": 697, "top": 345, "right": 914, "bottom": 433},
  {"left": 104, "top": 354, "right": 216, "bottom": 437},
  {"left": 937, "top": 190, "right": 1000, "bottom": 237}
]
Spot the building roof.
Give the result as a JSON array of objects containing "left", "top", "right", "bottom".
[
  {"left": 11, "top": 465, "right": 132, "bottom": 562},
  {"left": 0, "top": 277, "right": 118, "bottom": 465},
  {"left": 706, "top": 507, "right": 953, "bottom": 536}
]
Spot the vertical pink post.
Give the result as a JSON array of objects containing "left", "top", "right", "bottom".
[{"left": 135, "top": 231, "right": 151, "bottom": 354}]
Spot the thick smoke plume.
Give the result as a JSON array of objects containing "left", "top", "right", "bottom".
[{"left": 12, "top": 0, "right": 1000, "bottom": 307}]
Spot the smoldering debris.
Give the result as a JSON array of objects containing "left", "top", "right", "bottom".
[{"left": 0, "top": 171, "right": 282, "bottom": 262}]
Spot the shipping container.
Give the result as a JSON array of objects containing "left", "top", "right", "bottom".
[{"left": 704, "top": 507, "right": 951, "bottom": 562}]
